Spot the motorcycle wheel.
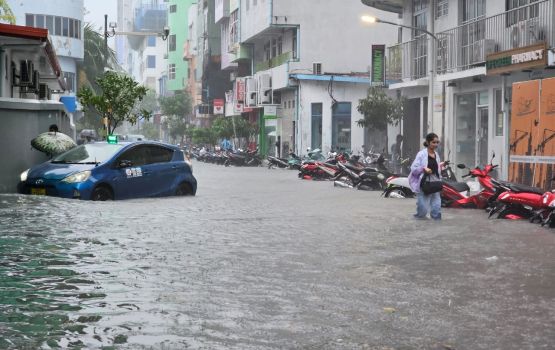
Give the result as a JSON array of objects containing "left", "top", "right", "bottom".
[
  {"left": 384, "top": 187, "right": 412, "bottom": 198},
  {"left": 497, "top": 206, "right": 532, "bottom": 220}
]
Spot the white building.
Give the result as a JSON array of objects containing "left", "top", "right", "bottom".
[
  {"left": 365, "top": 0, "right": 555, "bottom": 184},
  {"left": 9, "top": 0, "right": 84, "bottom": 94},
  {"left": 220, "top": 0, "right": 398, "bottom": 157}
]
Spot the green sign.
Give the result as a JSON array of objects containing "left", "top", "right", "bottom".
[
  {"left": 486, "top": 56, "right": 512, "bottom": 70},
  {"left": 107, "top": 135, "right": 118, "bottom": 144},
  {"left": 371, "top": 45, "right": 386, "bottom": 86}
]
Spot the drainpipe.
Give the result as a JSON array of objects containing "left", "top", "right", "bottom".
[{"left": 502, "top": 74, "right": 509, "bottom": 180}]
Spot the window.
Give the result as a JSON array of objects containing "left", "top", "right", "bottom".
[
  {"left": 147, "top": 36, "right": 156, "bottom": 47},
  {"left": 69, "top": 19, "right": 74, "bottom": 38},
  {"left": 169, "top": 64, "right": 176, "bottom": 80},
  {"left": 46, "top": 16, "right": 54, "bottom": 34},
  {"left": 311, "top": 103, "right": 323, "bottom": 150},
  {"left": 26, "top": 14, "right": 34, "bottom": 26},
  {"left": 436, "top": 0, "right": 448, "bottom": 18},
  {"left": 277, "top": 36, "right": 283, "bottom": 55},
  {"left": 264, "top": 41, "right": 271, "bottom": 61},
  {"left": 271, "top": 38, "right": 277, "bottom": 58},
  {"left": 62, "top": 17, "right": 69, "bottom": 36},
  {"left": 146, "top": 146, "right": 173, "bottom": 164},
  {"left": 147, "top": 55, "right": 156, "bottom": 69},
  {"left": 63, "top": 72, "right": 76, "bottom": 92},
  {"left": 75, "top": 20, "right": 80, "bottom": 39},
  {"left": 168, "top": 34, "right": 176, "bottom": 51},
  {"left": 36, "top": 15, "right": 45, "bottom": 28},
  {"left": 462, "top": 0, "right": 486, "bottom": 22},
  {"left": 170, "top": 4, "right": 177, "bottom": 13},
  {"left": 332, "top": 103, "right": 352, "bottom": 152},
  {"left": 55, "top": 16, "right": 61, "bottom": 36},
  {"left": 506, "top": 0, "right": 540, "bottom": 26},
  {"left": 495, "top": 89, "right": 504, "bottom": 136},
  {"left": 292, "top": 30, "right": 297, "bottom": 59},
  {"left": 229, "top": 10, "right": 239, "bottom": 45},
  {"left": 119, "top": 146, "right": 149, "bottom": 166}
]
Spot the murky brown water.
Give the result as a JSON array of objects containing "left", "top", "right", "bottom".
[{"left": 1, "top": 163, "right": 554, "bottom": 349}]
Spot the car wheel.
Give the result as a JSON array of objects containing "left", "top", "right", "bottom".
[
  {"left": 176, "top": 182, "right": 193, "bottom": 196},
  {"left": 91, "top": 185, "right": 113, "bottom": 201}
]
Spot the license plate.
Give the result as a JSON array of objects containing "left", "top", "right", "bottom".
[{"left": 31, "top": 188, "right": 46, "bottom": 196}]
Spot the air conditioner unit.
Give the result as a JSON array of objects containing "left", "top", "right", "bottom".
[
  {"left": 20, "top": 60, "right": 34, "bottom": 86},
  {"left": 258, "top": 74, "right": 272, "bottom": 104},
  {"left": 38, "top": 83, "right": 50, "bottom": 100},
  {"left": 245, "top": 76, "right": 257, "bottom": 107},
  {"left": 313, "top": 62, "right": 322, "bottom": 75},
  {"left": 471, "top": 39, "right": 497, "bottom": 64}
]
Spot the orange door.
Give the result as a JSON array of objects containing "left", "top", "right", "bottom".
[{"left": 536, "top": 78, "right": 555, "bottom": 189}]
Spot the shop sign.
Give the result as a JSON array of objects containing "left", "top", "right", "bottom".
[
  {"left": 213, "top": 99, "right": 224, "bottom": 115},
  {"left": 371, "top": 45, "right": 385, "bottom": 87},
  {"left": 486, "top": 43, "right": 547, "bottom": 75},
  {"left": 235, "top": 78, "right": 245, "bottom": 103},
  {"left": 263, "top": 105, "right": 277, "bottom": 119}
]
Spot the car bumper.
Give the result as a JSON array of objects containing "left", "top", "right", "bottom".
[{"left": 18, "top": 180, "right": 95, "bottom": 200}]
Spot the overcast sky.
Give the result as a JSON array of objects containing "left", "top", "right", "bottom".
[{"left": 83, "top": 0, "right": 118, "bottom": 47}]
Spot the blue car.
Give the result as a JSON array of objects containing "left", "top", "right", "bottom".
[{"left": 18, "top": 141, "right": 197, "bottom": 200}]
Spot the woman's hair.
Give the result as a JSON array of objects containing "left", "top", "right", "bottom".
[{"left": 423, "top": 132, "right": 439, "bottom": 147}]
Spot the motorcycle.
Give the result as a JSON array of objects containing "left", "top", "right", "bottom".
[
  {"left": 333, "top": 161, "right": 386, "bottom": 190},
  {"left": 225, "top": 149, "right": 262, "bottom": 167},
  {"left": 267, "top": 155, "right": 289, "bottom": 169},
  {"left": 440, "top": 153, "right": 499, "bottom": 209},
  {"left": 488, "top": 181, "right": 545, "bottom": 219}
]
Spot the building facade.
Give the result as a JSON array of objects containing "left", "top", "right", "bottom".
[
  {"left": 8, "top": 0, "right": 84, "bottom": 94},
  {"left": 218, "top": 0, "right": 398, "bottom": 157},
  {"left": 167, "top": 0, "right": 195, "bottom": 92},
  {"left": 366, "top": 0, "right": 555, "bottom": 186}
]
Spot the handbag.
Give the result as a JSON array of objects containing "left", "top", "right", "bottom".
[{"left": 420, "top": 173, "right": 443, "bottom": 195}]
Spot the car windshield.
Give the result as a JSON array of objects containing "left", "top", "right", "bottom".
[{"left": 52, "top": 144, "right": 124, "bottom": 164}]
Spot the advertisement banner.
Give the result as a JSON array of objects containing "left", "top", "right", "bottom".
[
  {"left": 235, "top": 78, "right": 246, "bottom": 103},
  {"left": 213, "top": 99, "right": 224, "bottom": 115},
  {"left": 371, "top": 45, "right": 386, "bottom": 87}
]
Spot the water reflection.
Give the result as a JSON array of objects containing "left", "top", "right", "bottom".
[{"left": 0, "top": 195, "right": 105, "bottom": 349}]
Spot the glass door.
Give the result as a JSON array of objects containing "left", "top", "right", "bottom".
[{"left": 477, "top": 106, "right": 489, "bottom": 167}]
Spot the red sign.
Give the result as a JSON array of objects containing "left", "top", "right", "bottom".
[
  {"left": 213, "top": 99, "right": 224, "bottom": 115},
  {"left": 235, "top": 78, "right": 245, "bottom": 103}
]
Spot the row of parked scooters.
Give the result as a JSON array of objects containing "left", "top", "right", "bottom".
[
  {"left": 191, "top": 148, "right": 263, "bottom": 167},
  {"left": 268, "top": 149, "right": 555, "bottom": 228}
]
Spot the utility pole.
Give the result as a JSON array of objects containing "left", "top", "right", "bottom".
[{"left": 104, "top": 14, "right": 108, "bottom": 51}]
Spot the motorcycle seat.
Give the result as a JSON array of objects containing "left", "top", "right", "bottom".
[
  {"left": 507, "top": 183, "right": 544, "bottom": 195},
  {"left": 345, "top": 163, "right": 363, "bottom": 172},
  {"left": 444, "top": 181, "right": 470, "bottom": 193}
]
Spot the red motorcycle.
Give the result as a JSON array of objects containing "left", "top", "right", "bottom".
[
  {"left": 488, "top": 181, "right": 545, "bottom": 220},
  {"left": 441, "top": 154, "right": 498, "bottom": 209},
  {"left": 298, "top": 153, "right": 345, "bottom": 180}
]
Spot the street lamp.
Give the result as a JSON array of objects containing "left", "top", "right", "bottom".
[{"left": 361, "top": 15, "right": 441, "bottom": 139}]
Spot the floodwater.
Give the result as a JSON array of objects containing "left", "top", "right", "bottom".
[{"left": 1, "top": 163, "right": 554, "bottom": 349}]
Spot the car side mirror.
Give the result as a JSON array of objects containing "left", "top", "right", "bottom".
[
  {"left": 457, "top": 164, "right": 466, "bottom": 169},
  {"left": 118, "top": 160, "right": 133, "bottom": 168}
]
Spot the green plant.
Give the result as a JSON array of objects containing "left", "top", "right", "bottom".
[
  {"left": 77, "top": 71, "right": 150, "bottom": 135},
  {"left": 357, "top": 87, "right": 405, "bottom": 130},
  {"left": 0, "top": 0, "right": 15, "bottom": 24}
]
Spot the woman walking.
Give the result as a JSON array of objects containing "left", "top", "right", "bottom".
[{"left": 409, "top": 133, "right": 442, "bottom": 220}]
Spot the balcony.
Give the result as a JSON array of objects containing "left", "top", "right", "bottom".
[
  {"left": 386, "top": 0, "right": 554, "bottom": 81},
  {"left": 255, "top": 51, "right": 291, "bottom": 73},
  {"left": 387, "top": 37, "right": 429, "bottom": 81},
  {"left": 437, "top": 0, "right": 553, "bottom": 74}
]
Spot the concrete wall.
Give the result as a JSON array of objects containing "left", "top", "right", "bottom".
[
  {"left": 0, "top": 98, "right": 71, "bottom": 193},
  {"left": 296, "top": 80, "right": 369, "bottom": 155}
]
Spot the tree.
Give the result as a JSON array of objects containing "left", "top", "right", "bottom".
[
  {"left": 140, "top": 122, "right": 160, "bottom": 141},
  {"left": 78, "top": 23, "right": 119, "bottom": 92},
  {"left": 211, "top": 117, "right": 234, "bottom": 140},
  {"left": 159, "top": 90, "right": 193, "bottom": 144},
  {"left": 0, "top": 0, "right": 15, "bottom": 24},
  {"left": 77, "top": 71, "right": 150, "bottom": 135},
  {"left": 357, "top": 87, "right": 405, "bottom": 150}
]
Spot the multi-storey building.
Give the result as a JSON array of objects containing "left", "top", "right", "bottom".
[
  {"left": 184, "top": 3, "right": 205, "bottom": 126},
  {"left": 116, "top": 0, "right": 168, "bottom": 96},
  {"left": 217, "top": 0, "right": 398, "bottom": 157},
  {"left": 9, "top": 0, "right": 84, "bottom": 94},
  {"left": 365, "top": 0, "right": 555, "bottom": 184},
  {"left": 167, "top": 0, "right": 195, "bottom": 93}
]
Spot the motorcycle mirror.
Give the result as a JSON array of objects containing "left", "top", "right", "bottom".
[{"left": 457, "top": 164, "right": 466, "bottom": 169}]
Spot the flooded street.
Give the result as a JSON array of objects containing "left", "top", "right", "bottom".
[{"left": 1, "top": 162, "right": 555, "bottom": 349}]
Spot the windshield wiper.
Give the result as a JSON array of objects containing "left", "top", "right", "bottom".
[{"left": 78, "top": 161, "right": 101, "bottom": 165}]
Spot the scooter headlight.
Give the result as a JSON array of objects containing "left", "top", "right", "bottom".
[
  {"left": 20, "top": 169, "right": 30, "bottom": 182},
  {"left": 377, "top": 173, "right": 385, "bottom": 181},
  {"left": 62, "top": 170, "right": 91, "bottom": 183}
]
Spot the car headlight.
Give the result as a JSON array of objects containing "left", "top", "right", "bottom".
[
  {"left": 20, "top": 169, "right": 30, "bottom": 182},
  {"left": 62, "top": 170, "right": 91, "bottom": 183}
]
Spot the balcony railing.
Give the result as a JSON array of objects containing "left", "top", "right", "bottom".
[
  {"left": 255, "top": 51, "right": 291, "bottom": 73},
  {"left": 437, "top": 0, "right": 553, "bottom": 74},
  {"left": 387, "top": 0, "right": 554, "bottom": 80},
  {"left": 387, "top": 37, "right": 429, "bottom": 81}
]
